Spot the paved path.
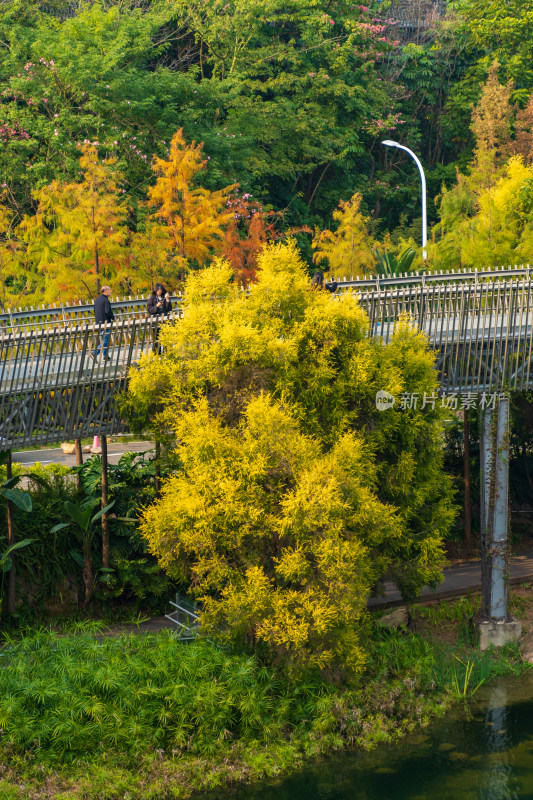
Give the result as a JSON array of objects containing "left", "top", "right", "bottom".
[
  {"left": 12, "top": 439, "right": 155, "bottom": 468},
  {"left": 94, "top": 552, "right": 533, "bottom": 638},
  {"left": 368, "top": 551, "right": 533, "bottom": 610}
]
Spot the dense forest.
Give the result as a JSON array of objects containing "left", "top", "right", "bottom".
[{"left": 0, "top": 0, "right": 531, "bottom": 303}]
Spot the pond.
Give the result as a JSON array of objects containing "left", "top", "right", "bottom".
[{"left": 217, "top": 673, "right": 533, "bottom": 800}]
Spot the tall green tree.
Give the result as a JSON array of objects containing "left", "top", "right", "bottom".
[{"left": 453, "top": 0, "right": 533, "bottom": 100}]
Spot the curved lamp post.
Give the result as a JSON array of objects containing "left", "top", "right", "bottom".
[{"left": 382, "top": 140, "right": 427, "bottom": 260}]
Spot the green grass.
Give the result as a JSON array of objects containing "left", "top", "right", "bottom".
[{"left": 0, "top": 625, "right": 528, "bottom": 799}]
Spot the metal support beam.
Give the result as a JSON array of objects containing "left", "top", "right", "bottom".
[
  {"left": 490, "top": 397, "right": 510, "bottom": 620},
  {"left": 480, "top": 406, "right": 493, "bottom": 619},
  {"left": 480, "top": 398, "right": 510, "bottom": 621}
]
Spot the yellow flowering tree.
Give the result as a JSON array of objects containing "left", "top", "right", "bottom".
[{"left": 127, "top": 241, "right": 455, "bottom": 678}]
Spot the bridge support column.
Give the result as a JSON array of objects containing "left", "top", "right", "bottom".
[
  {"left": 490, "top": 397, "right": 509, "bottom": 620},
  {"left": 480, "top": 405, "right": 493, "bottom": 620},
  {"left": 478, "top": 397, "right": 521, "bottom": 648}
]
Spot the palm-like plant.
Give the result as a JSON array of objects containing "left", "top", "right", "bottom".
[
  {"left": 0, "top": 452, "right": 34, "bottom": 615},
  {"left": 51, "top": 498, "right": 114, "bottom": 603},
  {"left": 373, "top": 246, "right": 416, "bottom": 277},
  {"left": 0, "top": 539, "right": 34, "bottom": 615}
]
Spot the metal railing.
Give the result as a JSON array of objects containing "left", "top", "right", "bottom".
[
  {"left": 6, "top": 272, "right": 533, "bottom": 447},
  {"left": 4, "top": 264, "right": 533, "bottom": 332},
  {"left": 0, "top": 314, "right": 176, "bottom": 448},
  {"left": 358, "top": 279, "right": 533, "bottom": 394},
  {"left": 165, "top": 593, "right": 200, "bottom": 640},
  {"left": 0, "top": 295, "right": 183, "bottom": 334}
]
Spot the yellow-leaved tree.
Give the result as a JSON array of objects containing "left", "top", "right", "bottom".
[
  {"left": 19, "top": 144, "right": 130, "bottom": 300},
  {"left": 147, "top": 128, "right": 235, "bottom": 279},
  {"left": 124, "top": 241, "right": 455, "bottom": 679},
  {"left": 429, "top": 64, "right": 533, "bottom": 270},
  {"left": 0, "top": 204, "right": 41, "bottom": 311},
  {"left": 312, "top": 193, "right": 377, "bottom": 278},
  {"left": 127, "top": 220, "right": 175, "bottom": 294}
]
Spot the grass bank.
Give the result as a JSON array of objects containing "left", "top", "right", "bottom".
[{"left": 0, "top": 596, "right": 529, "bottom": 800}]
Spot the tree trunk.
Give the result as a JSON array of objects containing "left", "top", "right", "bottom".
[
  {"left": 6, "top": 451, "right": 15, "bottom": 614},
  {"left": 464, "top": 409, "right": 472, "bottom": 553},
  {"left": 83, "top": 539, "right": 93, "bottom": 604},
  {"left": 155, "top": 439, "right": 161, "bottom": 494},
  {"left": 74, "top": 438, "right": 83, "bottom": 496},
  {"left": 101, "top": 434, "right": 110, "bottom": 569},
  {"left": 93, "top": 206, "right": 101, "bottom": 293}
]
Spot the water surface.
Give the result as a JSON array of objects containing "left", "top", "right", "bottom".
[{"left": 220, "top": 673, "right": 533, "bottom": 800}]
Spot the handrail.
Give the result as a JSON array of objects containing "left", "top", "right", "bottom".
[{"left": 3, "top": 263, "right": 533, "bottom": 327}]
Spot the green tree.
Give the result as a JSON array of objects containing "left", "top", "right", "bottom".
[
  {"left": 454, "top": 0, "right": 533, "bottom": 100},
  {"left": 51, "top": 498, "right": 114, "bottom": 604}
]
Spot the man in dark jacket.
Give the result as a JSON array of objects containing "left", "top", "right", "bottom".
[{"left": 92, "top": 286, "right": 114, "bottom": 360}]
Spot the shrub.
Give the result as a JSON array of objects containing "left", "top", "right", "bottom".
[{"left": 128, "top": 242, "right": 456, "bottom": 678}]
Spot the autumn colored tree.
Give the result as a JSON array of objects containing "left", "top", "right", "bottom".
[
  {"left": 223, "top": 191, "right": 312, "bottom": 285},
  {"left": 148, "top": 129, "right": 235, "bottom": 280},
  {"left": 469, "top": 63, "right": 514, "bottom": 191},
  {"left": 20, "top": 144, "right": 130, "bottom": 300},
  {"left": 127, "top": 220, "right": 175, "bottom": 295},
  {"left": 513, "top": 97, "right": 533, "bottom": 164},
  {"left": 312, "top": 194, "right": 377, "bottom": 278},
  {"left": 222, "top": 192, "right": 273, "bottom": 285},
  {"left": 126, "top": 242, "right": 455, "bottom": 677}
]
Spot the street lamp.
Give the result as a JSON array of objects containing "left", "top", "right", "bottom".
[{"left": 382, "top": 140, "right": 427, "bottom": 260}]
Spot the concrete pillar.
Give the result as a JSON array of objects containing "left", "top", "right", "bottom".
[
  {"left": 478, "top": 396, "right": 518, "bottom": 648},
  {"left": 480, "top": 405, "right": 493, "bottom": 619},
  {"left": 490, "top": 397, "right": 509, "bottom": 620}
]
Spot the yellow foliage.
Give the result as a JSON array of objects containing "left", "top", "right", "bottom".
[
  {"left": 148, "top": 129, "right": 236, "bottom": 278},
  {"left": 19, "top": 144, "right": 130, "bottom": 300},
  {"left": 0, "top": 203, "right": 40, "bottom": 310},
  {"left": 434, "top": 155, "right": 533, "bottom": 269},
  {"left": 140, "top": 394, "right": 384, "bottom": 677},
  {"left": 312, "top": 193, "right": 377, "bottom": 278},
  {"left": 130, "top": 241, "right": 455, "bottom": 679}
]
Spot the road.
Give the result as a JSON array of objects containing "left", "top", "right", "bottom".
[
  {"left": 12, "top": 439, "right": 155, "bottom": 467},
  {"left": 368, "top": 551, "right": 533, "bottom": 610}
]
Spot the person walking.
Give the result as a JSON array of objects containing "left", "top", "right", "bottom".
[
  {"left": 147, "top": 283, "right": 172, "bottom": 316},
  {"left": 92, "top": 285, "right": 114, "bottom": 361}
]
